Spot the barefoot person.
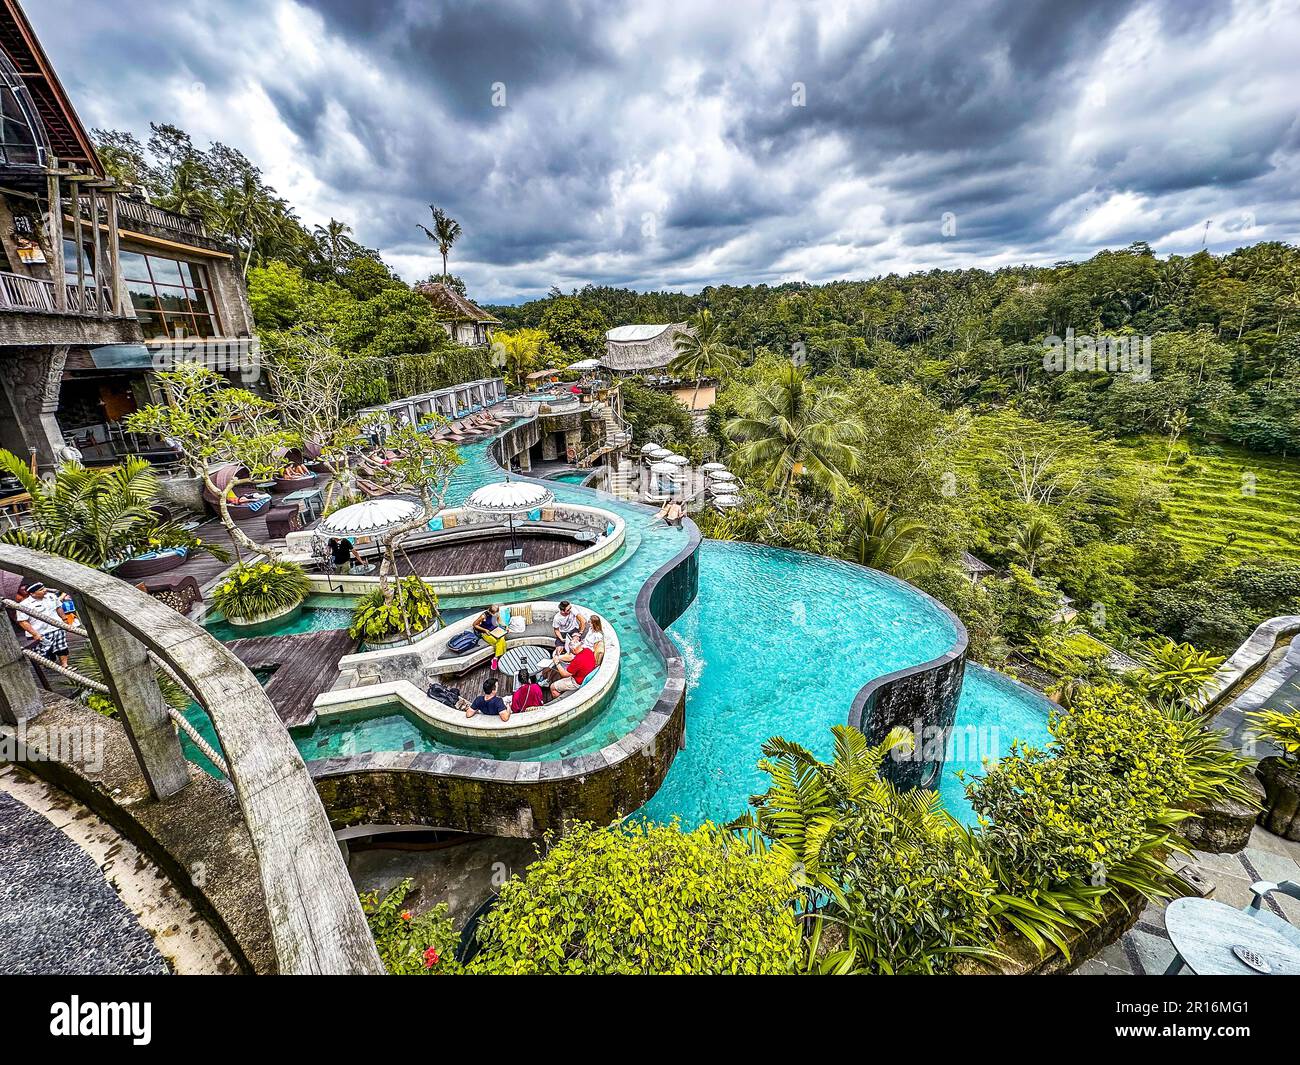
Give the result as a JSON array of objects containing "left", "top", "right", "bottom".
[{"left": 654, "top": 499, "right": 685, "bottom": 529}]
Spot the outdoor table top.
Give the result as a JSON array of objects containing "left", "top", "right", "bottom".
[
  {"left": 283, "top": 488, "right": 324, "bottom": 502},
  {"left": 499, "top": 644, "right": 553, "bottom": 677},
  {"left": 1165, "top": 896, "right": 1300, "bottom": 975}
]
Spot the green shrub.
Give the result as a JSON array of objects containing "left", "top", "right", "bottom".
[
  {"left": 359, "top": 878, "right": 461, "bottom": 975},
  {"left": 467, "top": 821, "right": 802, "bottom": 975},
  {"left": 211, "top": 560, "right": 312, "bottom": 621},
  {"left": 349, "top": 575, "right": 438, "bottom": 640},
  {"left": 1248, "top": 705, "right": 1300, "bottom": 762}
]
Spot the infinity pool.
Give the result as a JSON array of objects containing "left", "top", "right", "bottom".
[{"left": 193, "top": 428, "right": 1054, "bottom": 822}]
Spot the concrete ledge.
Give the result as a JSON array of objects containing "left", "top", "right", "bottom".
[
  {"left": 0, "top": 696, "right": 276, "bottom": 974},
  {"left": 1202, "top": 615, "right": 1300, "bottom": 712}
]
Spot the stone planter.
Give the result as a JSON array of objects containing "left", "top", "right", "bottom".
[
  {"left": 224, "top": 598, "right": 303, "bottom": 629},
  {"left": 362, "top": 625, "right": 434, "bottom": 650},
  {"left": 1181, "top": 772, "right": 1265, "bottom": 853},
  {"left": 1256, "top": 756, "right": 1300, "bottom": 841}
]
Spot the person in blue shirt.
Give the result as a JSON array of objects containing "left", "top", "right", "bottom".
[{"left": 466, "top": 677, "right": 509, "bottom": 722}]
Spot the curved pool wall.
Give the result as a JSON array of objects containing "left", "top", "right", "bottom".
[{"left": 305, "top": 416, "right": 700, "bottom": 838}]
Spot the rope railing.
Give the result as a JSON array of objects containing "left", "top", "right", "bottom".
[{"left": 5, "top": 594, "right": 229, "bottom": 776}]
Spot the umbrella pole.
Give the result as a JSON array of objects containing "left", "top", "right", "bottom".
[{"left": 509, "top": 513, "right": 518, "bottom": 555}]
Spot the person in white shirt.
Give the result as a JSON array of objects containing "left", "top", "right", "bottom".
[
  {"left": 551, "top": 600, "right": 587, "bottom": 650},
  {"left": 13, "top": 581, "right": 70, "bottom": 667}
]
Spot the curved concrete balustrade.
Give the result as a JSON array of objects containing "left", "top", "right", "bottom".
[
  {"left": 293, "top": 502, "right": 626, "bottom": 598},
  {"left": 313, "top": 600, "right": 621, "bottom": 741},
  {"left": 1201, "top": 615, "right": 1300, "bottom": 712},
  {"left": 0, "top": 543, "right": 383, "bottom": 975},
  {"left": 306, "top": 415, "right": 699, "bottom": 838}
]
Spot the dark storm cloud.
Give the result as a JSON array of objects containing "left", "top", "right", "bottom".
[{"left": 25, "top": 0, "right": 1300, "bottom": 300}]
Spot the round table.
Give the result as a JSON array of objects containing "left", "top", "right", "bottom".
[
  {"left": 498, "top": 644, "right": 553, "bottom": 678},
  {"left": 1164, "top": 897, "right": 1300, "bottom": 975}
]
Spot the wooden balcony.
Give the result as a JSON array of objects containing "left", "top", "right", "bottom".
[{"left": 0, "top": 270, "right": 118, "bottom": 316}]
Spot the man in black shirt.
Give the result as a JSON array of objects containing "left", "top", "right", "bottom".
[{"left": 466, "top": 677, "right": 509, "bottom": 722}]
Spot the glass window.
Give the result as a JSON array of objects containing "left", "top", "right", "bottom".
[{"left": 116, "top": 251, "right": 221, "bottom": 339}]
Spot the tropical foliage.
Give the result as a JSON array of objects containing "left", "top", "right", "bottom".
[
  {"left": 360, "top": 878, "right": 461, "bottom": 975},
  {"left": 467, "top": 821, "right": 802, "bottom": 975},
  {"left": 211, "top": 560, "right": 312, "bottom": 622},
  {"left": 1248, "top": 705, "right": 1300, "bottom": 762},
  {"left": 0, "top": 450, "right": 222, "bottom": 571},
  {"left": 349, "top": 576, "right": 439, "bottom": 641}
]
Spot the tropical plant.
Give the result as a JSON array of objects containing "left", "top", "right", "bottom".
[
  {"left": 359, "top": 878, "right": 461, "bottom": 975},
  {"left": 71, "top": 646, "right": 191, "bottom": 720},
  {"left": 492, "top": 328, "right": 548, "bottom": 389},
  {"left": 1247, "top": 705, "right": 1300, "bottom": 762},
  {"left": 668, "top": 309, "right": 742, "bottom": 413},
  {"left": 1129, "top": 638, "right": 1225, "bottom": 709},
  {"left": 467, "top": 821, "right": 802, "bottom": 975},
  {"left": 211, "top": 560, "right": 312, "bottom": 622},
  {"left": 417, "top": 205, "right": 461, "bottom": 282},
  {"left": 725, "top": 362, "right": 863, "bottom": 494},
  {"left": 733, "top": 726, "right": 998, "bottom": 974},
  {"left": 0, "top": 450, "right": 224, "bottom": 571},
  {"left": 349, "top": 575, "right": 439, "bottom": 641},
  {"left": 837, "top": 498, "right": 938, "bottom": 580},
  {"left": 1006, "top": 514, "right": 1059, "bottom": 576},
  {"left": 312, "top": 218, "right": 357, "bottom": 274}
]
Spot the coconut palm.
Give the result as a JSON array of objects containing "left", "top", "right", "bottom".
[
  {"left": 1006, "top": 514, "right": 1058, "bottom": 576},
  {"left": 218, "top": 171, "right": 277, "bottom": 277},
  {"left": 668, "top": 309, "right": 741, "bottom": 413},
  {"left": 725, "top": 362, "right": 862, "bottom": 494},
  {"left": 0, "top": 450, "right": 225, "bottom": 572},
  {"left": 313, "top": 218, "right": 355, "bottom": 274},
  {"left": 418, "top": 205, "right": 462, "bottom": 282},
  {"left": 839, "top": 500, "right": 938, "bottom": 580}
]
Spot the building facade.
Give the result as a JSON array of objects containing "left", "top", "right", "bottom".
[
  {"left": 0, "top": 0, "right": 255, "bottom": 472},
  {"left": 414, "top": 281, "right": 500, "bottom": 347}
]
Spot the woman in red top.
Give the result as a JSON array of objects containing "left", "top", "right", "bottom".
[{"left": 511, "top": 668, "right": 544, "bottom": 712}]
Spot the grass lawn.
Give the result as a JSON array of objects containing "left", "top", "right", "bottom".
[{"left": 1127, "top": 437, "right": 1300, "bottom": 562}]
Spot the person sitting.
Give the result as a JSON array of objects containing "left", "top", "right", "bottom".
[
  {"left": 466, "top": 677, "right": 509, "bottom": 722},
  {"left": 474, "top": 603, "right": 508, "bottom": 669},
  {"left": 225, "top": 485, "right": 267, "bottom": 506},
  {"left": 550, "top": 643, "right": 598, "bottom": 696},
  {"left": 654, "top": 499, "right": 685, "bottom": 529},
  {"left": 580, "top": 614, "right": 607, "bottom": 665},
  {"left": 511, "top": 668, "right": 545, "bottom": 713},
  {"left": 551, "top": 599, "right": 587, "bottom": 650},
  {"left": 283, "top": 461, "right": 311, "bottom": 478}
]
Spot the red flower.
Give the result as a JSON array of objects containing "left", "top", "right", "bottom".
[
  {"left": 424, "top": 947, "right": 440, "bottom": 967},
  {"left": 401, "top": 911, "right": 412, "bottom": 921}
]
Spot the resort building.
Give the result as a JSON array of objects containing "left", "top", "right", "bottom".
[
  {"left": 603, "top": 322, "right": 714, "bottom": 414},
  {"left": 415, "top": 280, "right": 501, "bottom": 347},
  {"left": 0, "top": 0, "right": 254, "bottom": 472}
]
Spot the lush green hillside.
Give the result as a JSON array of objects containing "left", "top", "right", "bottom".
[{"left": 1130, "top": 438, "right": 1300, "bottom": 561}]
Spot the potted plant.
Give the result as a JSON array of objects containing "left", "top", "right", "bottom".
[
  {"left": 212, "top": 560, "right": 313, "bottom": 627},
  {"left": 1248, "top": 705, "right": 1300, "bottom": 840},
  {"left": 349, "top": 575, "right": 439, "bottom": 646}
]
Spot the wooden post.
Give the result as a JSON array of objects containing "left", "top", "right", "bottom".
[
  {"left": 106, "top": 190, "right": 123, "bottom": 316},
  {"left": 0, "top": 614, "right": 42, "bottom": 725},
  {"left": 80, "top": 603, "right": 190, "bottom": 799},
  {"left": 45, "top": 167, "right": 66, "bottom": 312},
  {"left": 88, "top": 187, "right": 104, "bottom": 315},
  {"left": 69, "top": 181, "right": 84, "bottom": 314}
]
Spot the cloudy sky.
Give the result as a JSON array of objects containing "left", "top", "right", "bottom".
[{"left": 30, "top": 0, "right": 1300, "bottom": 301}]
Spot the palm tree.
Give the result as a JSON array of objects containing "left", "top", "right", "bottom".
[
  {"left": 1006, "top": 514, "right": 1058, "bottom": 576},
  {"left": 218, "top": 171, "right": 276, "bottom": 277},
  {"left": 668, "top": 309, "right": 741, "bottom": 413},
  {"left": 725, "top": 362, "right": 862, "bottom": 494},
  {"left": 839, "top": 500, "right": 938, "bottom": 580},
  {"left": 0, "top": 450, "right": 225, "bottom": 571},
  {"left": 418, "top": 205, "right": 462, "bottom": 282},
  {"left": 313, "top": 218, "right": 355, "bottom": 274}
]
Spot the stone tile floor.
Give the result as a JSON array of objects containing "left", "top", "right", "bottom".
[{"left": 1074, "top": 826, "right": 1300, "bottom": 975}]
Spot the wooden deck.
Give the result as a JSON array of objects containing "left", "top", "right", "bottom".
[
  {"left": 403, "top": 533, "right": 581, "bottom": 579},
  {"left": 224, "top": 627, "right": 358, "bottom": 727}
]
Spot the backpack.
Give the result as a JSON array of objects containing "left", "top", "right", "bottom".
[
  {"left": 448, "top": 631, "right": 479, "bottom": 654},
  {"left": 426, "top": 681, "right": 461, "bottom": 708}
]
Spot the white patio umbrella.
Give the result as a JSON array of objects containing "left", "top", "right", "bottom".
[
  {"left": 701, "top": 462, "right": 727, "bottom": 472},
  {"left": 464, "top": 477, "right": 556, "bottom": 556},
  {"left": 713, "top": 494, "right": 741, "bottom": 508},
  {"left": 647, "top": 446, "right": 673, "bottom": 461},
  {"left": 316, "top": 494, "right": 425, "bottom": 541},
  {"left": 708, "top": 470, "right": 737, "bottom": 482},
  {"left": 568, "top": 358, "right": 602, "bottom": 371},
  {"left": 663, "top": 453, "right": 689, "bottom": 466},
  {"left": 640, "top": 442, "right": 662, "bottom": 455}
]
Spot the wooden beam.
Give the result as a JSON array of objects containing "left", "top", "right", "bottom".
[
  {"left": 89, "top": 187, "right": 104, "bottom": 314},
  {"left": 106, "top": 191, "right": 123, "bottom": 316},
  {"left": 45, "top": 167, "right": 65, "bottom": 312},
  {"left": 68, "top": 181, "right": 84, "bottom": 313}
]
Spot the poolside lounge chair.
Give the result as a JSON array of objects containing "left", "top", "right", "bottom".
[
  {"left": 273, "top": 471, "right": 317, "bottom": 492},
  {"left": 357, "top": 477, "right": 393, "bottom": 498}
]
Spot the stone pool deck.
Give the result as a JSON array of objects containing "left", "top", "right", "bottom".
[{"left": 1074, "top": 826, "right": 1300, "bottom": 976}]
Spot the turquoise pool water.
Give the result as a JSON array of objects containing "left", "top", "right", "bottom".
[
  {"left": 193, "top": 425, "right": 1055, "bottom": 821},
  {"left": 552, "top": 471, "right": 591, "bottom": 484},
  {"left": 634, "top": 542, "right": 1053, "bottom": 827}
]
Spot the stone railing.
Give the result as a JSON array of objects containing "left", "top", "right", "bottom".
[{"left": 0, "top": 543, "right": 382, "bottom": 974}]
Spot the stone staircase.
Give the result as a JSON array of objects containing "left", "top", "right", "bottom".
[{"left": 575, "top": 401, "right": 633, "bottom": 469}]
